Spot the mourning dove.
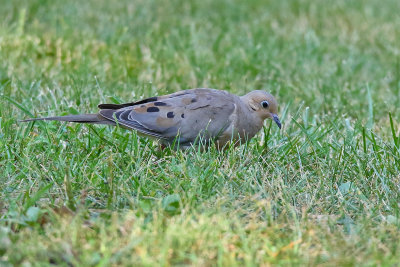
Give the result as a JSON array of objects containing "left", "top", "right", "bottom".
[{"left": 21, "top": 88, "right": 281, "bottom": 149}]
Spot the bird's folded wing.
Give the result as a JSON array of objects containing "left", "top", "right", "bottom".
[{"left": 98, "top": 89, "right": 236, "bottom": 142}]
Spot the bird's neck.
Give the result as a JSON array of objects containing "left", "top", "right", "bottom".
[
  {"left": 235, "top": 98, "right": 264, "bottom": 139},
  {"left": 240, "top": 95, "right": 255, "bottom": 112}
]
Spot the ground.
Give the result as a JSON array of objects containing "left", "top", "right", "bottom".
[{"left": 1, "top": 0, "right": 400, "bottom": 265}]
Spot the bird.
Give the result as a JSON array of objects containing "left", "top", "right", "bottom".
[{"left": 21, "top": 88, "right": 281, "bottom": 149}]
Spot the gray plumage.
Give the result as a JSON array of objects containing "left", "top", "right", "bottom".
[{"left": 21, "top": 88, "right": 281, "bottom": 149}]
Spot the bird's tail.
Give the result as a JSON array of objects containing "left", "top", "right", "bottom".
[{"left": 20, "top": 114, "right": 116, "bottom": 125}]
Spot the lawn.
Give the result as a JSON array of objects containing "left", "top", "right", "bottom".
[{"left": 1, "top": 0, "right": 400, "bottom": 265}]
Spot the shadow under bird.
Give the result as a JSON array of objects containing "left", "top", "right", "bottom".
[{"left": 21, "top": 88, "right": 281, "bottom": 149}]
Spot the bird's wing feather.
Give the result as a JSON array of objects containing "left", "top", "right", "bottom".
[{"left": 98, "top": 89, "right": 236, "bottom": 143}]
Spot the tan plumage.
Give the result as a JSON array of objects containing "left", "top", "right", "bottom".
[{"left": 21, "top": 88, "right": 281, "bottom": 149}]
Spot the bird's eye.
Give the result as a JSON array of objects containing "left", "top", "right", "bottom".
[{"left": 261, "top": 100, "right": 269, "bottom": 108}]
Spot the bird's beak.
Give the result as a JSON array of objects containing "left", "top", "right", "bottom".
[{"left": 272, "top": 114, "right": 281, "bottom": 129}]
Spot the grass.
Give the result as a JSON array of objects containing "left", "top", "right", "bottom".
[{"left": 1, "top": 0, "right": 400, "bottom": 265}]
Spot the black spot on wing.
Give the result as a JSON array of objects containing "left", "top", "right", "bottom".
[
  {"left": 147, "top": 107, "right": 160, "bottom": 112},
  {"left": 191, "top": 98, "right": 197, "bottom": 103},
  {"left": 154, "top": 101, "right": 167, "bottom": 106},
  {"left": 167, "top": 112, "right": 174, "bottom": 118},
  {"left": 181, "top": 114, "right": 185, "bottom": 118}
]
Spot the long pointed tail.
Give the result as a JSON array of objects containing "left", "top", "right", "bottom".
[{"left": 20, "top": 114, "right": 116, "bottom": 125}]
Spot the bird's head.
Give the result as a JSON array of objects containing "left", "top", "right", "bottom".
[{"left": 242, "top": 90, "right": 281, "bottom": 129}]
